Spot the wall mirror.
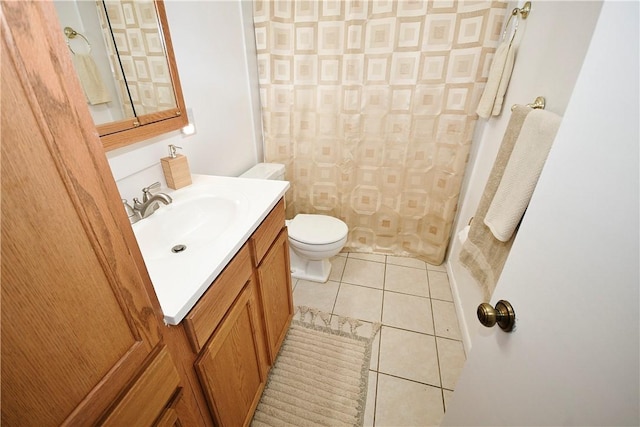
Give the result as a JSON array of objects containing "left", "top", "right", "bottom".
[{"left": 53, "top": 0, "right": 187, "bottom": 151}]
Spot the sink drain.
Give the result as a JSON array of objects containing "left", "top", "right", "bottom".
[{"left": 171, "top": 244, "right": 187, "bottom": 253}]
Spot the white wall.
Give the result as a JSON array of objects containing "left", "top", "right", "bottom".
[
  {"left": 107, "top": 0, "right": 263, "bottom": 202},
  {"left": 446, "top": 1, "right": 603, "bottom": 351}
]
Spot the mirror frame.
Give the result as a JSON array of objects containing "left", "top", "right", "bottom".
[{"left": 99, "top": 0, "right": 187, "bottom": 151}]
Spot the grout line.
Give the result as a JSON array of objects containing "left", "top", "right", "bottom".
[
  {"left": 376, "top": 371, "right": 443, "bottom": 390},
  {"left": 429, "top": 287, "right": 447, "bottom": 414},
  {"left": 386, "top": 262, "right": 428, "bottom": 271},
  {"left": 364, "top": 260, "right": 385, "bottom": 381},
  {"left": 427, "top": 262, "right": 447, "bottom": 412},
  {"left": 383, "top": 288, "right": 431, "bottom": 299},
  {"left": 345, "top": 254, "right": 387, "bottom": 264},
  {"left": 371, "top": 370, "right": 378, "bottom": 427},
  {"left": 340, "top": 281, "right": 384, "bottom": 291},
  {"left": 330, "top": 282, "right": 340, "bottom": 315},
  {"left": 328, "top": 255, "right": 346, "bottom": 315}
]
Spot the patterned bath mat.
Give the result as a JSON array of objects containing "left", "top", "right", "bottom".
[{"left": 252, "top": 306, "right": 381, "bottom": 427}]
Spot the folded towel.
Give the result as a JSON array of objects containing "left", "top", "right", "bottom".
[
  {"left": 72, "top": 53, "right": 111, "bottom": 105},
  {"left": 484, "top": 109, "right": 562, "bottom": 241},
  {"left": 459, "top": 105, "right": 530, "bottom": 300},
  {"left": 476, "top": 41, "right": 516, "bottom": 119}
]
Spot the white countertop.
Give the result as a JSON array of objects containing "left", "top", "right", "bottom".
[{"left": 132, "top": 174, "right": 289, "bottom": 325}]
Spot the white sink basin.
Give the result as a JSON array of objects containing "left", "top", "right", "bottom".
[
  {"left": 131, "top": 174, "right": 289, "bottom": 325},
  {"left": 133, "top": 192, "right": 248, "bottom": 261}
]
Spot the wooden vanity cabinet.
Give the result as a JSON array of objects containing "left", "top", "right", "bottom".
[
  {"left": 175, "top": 200, "right": 292, "bottom": 426},
  {"left": 181, "top": 244, "right": 268, "bottom": 426}
]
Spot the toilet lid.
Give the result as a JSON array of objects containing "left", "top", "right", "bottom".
[{"left": 287, "top": 214, "right": 348, "bottom": 245}]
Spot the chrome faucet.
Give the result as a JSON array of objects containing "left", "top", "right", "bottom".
[{"left": 133, "top": 182, "right": 173, "bottom": 219}]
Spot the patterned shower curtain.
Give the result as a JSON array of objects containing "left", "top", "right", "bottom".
[{"left": 253, "top": 0, "right": 508, "bottom": 264}]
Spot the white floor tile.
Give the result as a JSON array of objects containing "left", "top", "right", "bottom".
[
  {"left": 292, "top": 279, "right": 340, "bottom": 313},
  {"left": 333, "top": 283, "right": 383, "bottom": 323},
  {"left": 429, "top": 270, "right": 453, "bottom": 301},
  {"left": 348, "top": 252, "right": 387, "bottom": 263},
  {"left": 378, "top": 326, "right": 440, "bottom": 386},
  {"left": 342, "top": 258, "right": 386, "bottom": 289},
  {"left": 329, "top": 255, "right": 347, "bottom": 282},
  {"left": 432, "top": 299, "right": 462, "bottom": 340},
  {"left": 382, "top": 292, "right": 434, "bottom": 334},
  {"left": 384, "top": 264, "right": 429, "bottom": 297},
  {"left": 375, "top": 374, "right": 445, "bottom": 427},
  {"left": 437, "top": 337, "right": 466, "bottom": 390},
  {"left": 427, "top": 262, "right": 447, "bottom": 272},
  {"left": 443, "top": 389, "right": 455, "bottom": 412}
]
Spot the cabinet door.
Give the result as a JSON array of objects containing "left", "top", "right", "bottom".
[
  {"left": 102, "top": 347, "right": 181, "bottom": 426},
  {"left": 195, "top": 280, "right": 267, "bottom": 427},
  {"left": 256, "top": 228, "right": 294, "bottom": 362},
  {"left": 1, "top": 2, "right": 165, "bottom": 425}
]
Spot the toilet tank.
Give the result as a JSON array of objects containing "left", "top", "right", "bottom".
[{"left": 240, "top": 163, "right": 285, "bottom": 181}]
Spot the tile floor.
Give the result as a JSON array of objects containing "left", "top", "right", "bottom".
[{"left": 291, "top": 252, "right": 466, "bottom": 427}]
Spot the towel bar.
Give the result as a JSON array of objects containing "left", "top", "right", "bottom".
[{"left": 511, "top": 96, "right": 545, "bottom": 111}]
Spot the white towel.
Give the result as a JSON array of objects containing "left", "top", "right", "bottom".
[
  {"left": 484, "top": 109, "right": 562, "bottom": 241},
  {"left": 476, "top": 41, "right": 516, "bottom": 118},
  {"left": 490, "top": 43, "right": 515, "bottom": 116},
  {"left": 72, "top": 53, "right": 111, "bottom": 105}
]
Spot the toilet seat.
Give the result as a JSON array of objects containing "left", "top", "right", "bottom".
[{"left": 287, "top": 214, "right": 348, "bottom": 245}]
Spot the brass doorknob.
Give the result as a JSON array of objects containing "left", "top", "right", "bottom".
[{"left": 477, "top": 300, "right": 515, "bottom": 332}]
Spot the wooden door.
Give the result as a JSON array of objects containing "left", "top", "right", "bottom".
[
  {"left": 1, "top": 2, "right": 167, "bottom": 425},
  {"left": 443, "top": 3, "right": 639, "bottom": 425},
  {"left": 256, "top": 229, "right": 294, "bottom": 362},
  {"left": 195, "top": 280, "right": 267, "bottom": 427}
]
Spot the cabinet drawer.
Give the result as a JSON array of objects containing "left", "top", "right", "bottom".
[
  {"left": 183, "top": 244, "right": 252, "bottom": 353},
  {"left": 250, "top": 198, "right": 285, "bottom": 267},
  {"left": 102, "top": 346, "right": 180, "bottom": 426}
]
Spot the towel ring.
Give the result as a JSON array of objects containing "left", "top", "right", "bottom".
[
  {"left": 501, "top": 1, "right": 531, "bottom": 44},
  {"left": 64, "top": 26, "right": 91, "bottom": 54}
]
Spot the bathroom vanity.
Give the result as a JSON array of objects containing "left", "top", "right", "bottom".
[
  {"left": 183, "top": 199, "right": 293, "bottom": 426},
  {"left": 130, "top": 175, "right": 294, "bottom": 426},
  {"left": 149, "top": 194, "right": 293, "bottom": 426}
]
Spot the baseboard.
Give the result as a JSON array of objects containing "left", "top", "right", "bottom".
[{"left": 445, "top": 256, "right": 473, "bottom": 355}]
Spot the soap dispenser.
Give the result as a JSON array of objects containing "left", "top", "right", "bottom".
[{"left": 161, "top": 144, "right": 192, "bottom": 189}]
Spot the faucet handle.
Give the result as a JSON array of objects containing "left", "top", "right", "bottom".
[
  {"left": 142, "top": 182, "right": 161, "bottom": 202},
  {"left": 123, "top": 199, "right": 141, "bottom": 224}
]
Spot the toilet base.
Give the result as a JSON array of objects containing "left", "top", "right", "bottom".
[{"left": 289, "top": 249, "right": 332, "bottom": 283}]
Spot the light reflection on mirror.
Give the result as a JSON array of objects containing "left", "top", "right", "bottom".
[{"left": 53, "top": 0, "right": 177, "bottom": 127}]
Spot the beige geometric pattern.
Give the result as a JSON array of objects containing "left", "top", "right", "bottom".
[
  {"left": 97, "top": 0, "right": 176, "bottom": 117},
  {"left": 254, "top": 0, "right": 508, "bottom": 264}
]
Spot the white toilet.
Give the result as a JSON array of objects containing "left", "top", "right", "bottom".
[{"left": 240, "top": 163, "right": 348, "bottom": 283}]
